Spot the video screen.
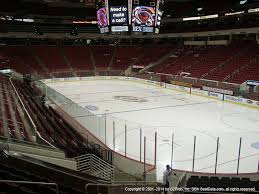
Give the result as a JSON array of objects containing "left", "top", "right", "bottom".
[
  {"left": 110, "top": 6, "right": 128, "bottom": 25},
  {"left": 132, "top": 6, "right": 156, "bottom": 32},
  {"left": 109, "top": 0, "right": 129, "bottom": 32},
  {"left": 155, "top": 0, "right": 164, "bottom": 33},
  {"left": 97, "top": 7, "right": 108, "bottom": 27}
]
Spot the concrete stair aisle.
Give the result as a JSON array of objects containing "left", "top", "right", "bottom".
[
  {"left": 9, "top": 82, "right": 35, "bottom": 142},
  {"left": 88, "top": 46, "right": 97, "bottom": 74},
  {"left": 59, "top": 46, "right": 77, "bottom": 77},
  {"left": 108, "top": 46, "right": 118, "bottom": 71},
  {"left": 31, "top": 50, "right": 54, "bottom": 78},
  {"left": 140, "top": 49, "right": 176, "bottom": 74},
  {"left": 3, "top": 83, "right": 24, "bottom": 141},
  {"left": 0, "top": 84, "right": 10, "bottom": 138}
]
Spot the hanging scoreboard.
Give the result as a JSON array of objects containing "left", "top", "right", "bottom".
[
  {"left": 109, "top": 0, "right": 130, "bottom": 32},
  {"left": 131, "top": 0, "right": 156, "bottom": 33},
  {"left": 95, "top": 0, "right": 163, "bottom": 34},
  {"left": 96, "top": 0, "right": 109, "bottom": 33},
  {"left": 155, "top": 0, "right": 164, "bottom": 34}
]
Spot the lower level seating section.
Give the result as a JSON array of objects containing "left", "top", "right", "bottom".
[
  {"left": 0, "top": 151, "right": 105, "bottom": 194},
  {"left": 0, "top": 163, "right": 60, "bottom": 194},
  {"left": 0, "top": 77, "right": 33, "bottom": 142},
  {"left": 112, "top": 45, "right": 142, "bottom": 70},
  {"left": 185, "top": 44, "right": 240, "bottom": 78},
  {"left": 131, "top": 46, "right": 171, "bottom": 68},
  {"left": 151, "top": 42, "right": 259, "bottom": 84},
  {"left": 1, "top": 46, "right": 41, "bottom": 74},
  {"left": 91, "top": 45, "right": 115, "bottom": 70},
  {"left": 150, "top": 47, "right": 182, "bottom": 73},
  {"left": 152, "top": 44, "right": 240, "bottom": 77},
  {"left": 247, "top": 92, "right": 259, "bottom": 101},
  {"left": 63, "top": 46, "right": 94, "bottom": 72},
  {"left": 230, "top": 61, "right": 259, "bottom": 84},
  {"left": 186, "top": 176, "right": 259, "bottom": 192},
  {"left": 32, "top": 46, "right": 70, "bottom": 73},
  {"left": 205, "top": 42, "right": 259, "bottom": 82},
  {"left": 1, "top": 43, "right": 258, "bottom": 84},
  {"left": 153, "top": 46, "right": 211, "bottom": 75},
  {"left": 14, "top": 79, "right": 111, "bottom": 162}
]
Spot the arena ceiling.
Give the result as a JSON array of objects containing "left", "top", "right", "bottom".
[{"left": 0, "top": 0, "right": 258, "bottom": 19}]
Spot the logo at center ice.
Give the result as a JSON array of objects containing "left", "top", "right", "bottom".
[
  {"left": 85, "top": 105, "right": 99, "bottom": 111},
  {"left": 113, "top": 96, "right": 148, "bottom": 102},
  {"left": 251, "top": 142, "right": 259, "bottom": 150}
]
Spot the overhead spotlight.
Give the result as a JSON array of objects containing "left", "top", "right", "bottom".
[
  {"left": 240, "top": 0, "right": 247, "bottom": 5},
  {"left": 70, "top": 26, "right": 78, "bottom": 36},
  {"left": 197, "top": 7, "right": 203, "bottom": 12},
  {"left": 33, "top": 26, "right": 43, "bottom": 35}
]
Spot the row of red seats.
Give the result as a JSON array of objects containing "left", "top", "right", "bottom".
[
  {"left": 112, "top": 46, "right": 142, "bottom": 70},
  {"left": 1, "top": 45, "right": 174, "bottom": 74},
  {"left": 91, "top": 45, "right": 115, "bottom": 70},
  {"left": 231, "top": 61, "right": 259, "bottom": 84},
  {"left": 152, "top": 43, "right": 259, "bottom": 84},
  {"left": 205, "top": 43, "right": 259, "bottom": 82},
  {"left": 152, "top": 46, "right": 209, "bottom": 75},
  {"left": 0, "top": 78, "right": 31, "bottom": 142},
  {"left": 186, "top": 44, "right": 241, "bottom": 78},
  {"left": 13, "top": 79, "right": 111, "bottom": 162},
  {"left": 1, "top": 44, "right": 258, "bottom": 84}
]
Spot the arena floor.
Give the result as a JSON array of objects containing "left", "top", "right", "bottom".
[{"left": 46, "top": 79, "right": 259, "bottom": 181}]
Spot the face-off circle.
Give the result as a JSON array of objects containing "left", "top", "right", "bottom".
[
  {"left": 85, "top": 105, "right": 99, "bottom": 111},
  {"left": 251, "top": 142, "right": 259, "bottom": 150},
  {"left": 113, "top": 96, "right": 148, "bottom": 102}
]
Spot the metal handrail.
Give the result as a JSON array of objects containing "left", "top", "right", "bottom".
[
  {"left": 176, "top": 171, "right": 187, "bottom": 188},
  {"left": 75, "top": 153, "right": 114, "bottom": 181},
  {"left": 0, "top": 180, "right": 59, "bottom": 194},
  {"left": 98, "top": 180, "right": 160, "bottom": 185},
  {"left": 0, "top": 135, "right": 58, "bottom": 150},
  {"left": 9, "top": 78, "right": 37, "bottom": 134}
]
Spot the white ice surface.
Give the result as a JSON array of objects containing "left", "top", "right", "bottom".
[{"left": 47, "top": 80, "right": 259, "bottom": 182}]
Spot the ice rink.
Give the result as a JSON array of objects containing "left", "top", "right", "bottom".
[{"left": 46, "top": 79, "right": 259, "bottom": 181}]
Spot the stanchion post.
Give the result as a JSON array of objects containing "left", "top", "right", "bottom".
[
  {"left": 215, "top": 137, "right": 219, "bottom": 174},
  {"left": 125, "top": 124, "right": 127, "bottom": 157},
  {"left": 113, "top": 121, "right": 115, "bottom": 150},
  {"left": 104, "top": 113, "right": 107, "bottom": 145},
  {"left": 192, "top": 136, "right": 196, "bottom": 172},
  {"left": 154, "top": 131, "right": 157, "bottom": 167},
  {"left": 171, "top": 133, "right": 174, "bottom": 168},
  {"left": 140, "top": 128, "right": 142, "bottom": 162},
  {"left": 144, "top": 136, "right": 146, "bottom": 181},
  {"left": 237, "top": 137, "right": 242, "bottom": 174}
]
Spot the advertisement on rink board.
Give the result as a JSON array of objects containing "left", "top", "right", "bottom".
[
  {"left": 203, "top": 86, "right": 233, "bottom": 95},
  {"left": 171, "top": 80, "right": 192, "bottom": 88},
  {"left": 165, "top": 83, "right": 191, "bottom": 93},
  {"left": 191, "top": 88, "right": 209, "bottom": 96},
  {"left": 225, "top": 95, "right": 259, "bottom": 107},
  {"left": 225, "top": 95, "right": 243, "bottom": 103},
  {"left": 208, "top": 92, "right": 224, "bottom": 100}
]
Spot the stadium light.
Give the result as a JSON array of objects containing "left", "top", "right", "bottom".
[{"left": 240, "top": 0, "right": 247, "bottom": 5}]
